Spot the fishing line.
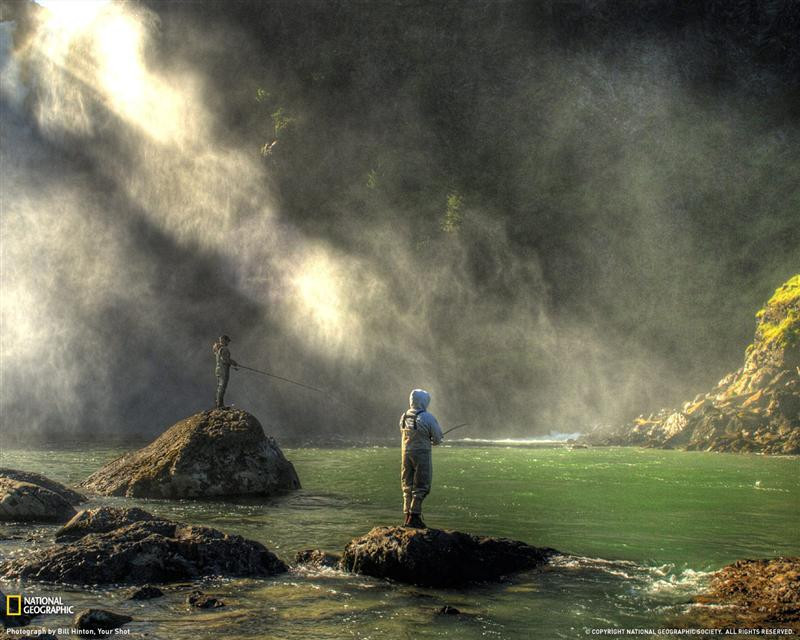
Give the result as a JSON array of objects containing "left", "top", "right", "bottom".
[
  {"left": 236, "top": 363, "right": 466, "bottom": 435},
  {"left": 236, "top": 363, "right": 373, "bottom": 422}
]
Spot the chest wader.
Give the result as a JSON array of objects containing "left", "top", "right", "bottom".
[{"left": 400, "top": 409, "right": 433, "bottom": 523}]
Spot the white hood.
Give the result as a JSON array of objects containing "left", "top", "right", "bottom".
[{"left": 409, "top": 389, "right": 431, "bottom": 412}]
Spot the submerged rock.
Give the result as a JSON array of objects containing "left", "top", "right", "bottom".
[
  {"left": 74, "top": 609, "right": 132, "bottom": 633},
  {"left": 341, "top": 526, "right": 559, "bottom": 587},
  {"left": 1, "top": 508, "right": 287, "bottom": 584},
  {"left": 0, "top": 469, "right": 85, "bottom": 505},
  {"left": 690, "top": 557, "right": 800, "bottom": 630},
  {"left": 187, "top": 590, "right": 224, "bottom": 609},
  {"left": 585, "top": 275, "right": 800, "bottom": 455},
  {"left": 0, "top": 478, "right": 76, "bottom": 523},
  {"left": 294, "top": 549, "right": 342, "bottom": 569},
  {"left": 437, "top": 605, "right": 461, "bottom": 615},
  {"left": 80, "top": 408, "right": 300, "bottom": 498},
  {"left": 56, "top": 506, "right": 165, "bottom": 541},
  {"left": 128, "top": 585, "right": 164, "bottom": 600}
]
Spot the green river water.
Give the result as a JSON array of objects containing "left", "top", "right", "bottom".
[{"left": 0, "top": 444, "right": 798, "bottom": 639}]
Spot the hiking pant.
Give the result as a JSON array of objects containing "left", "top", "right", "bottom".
[
  {"left": 401, "top": 448, "right": 432, "bottom": 515},
  {"left": 215, "top": 368, "right": 229, "bottom": 408}
]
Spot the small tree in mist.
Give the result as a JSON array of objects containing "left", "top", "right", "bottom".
[
  {"left": 271, "top": 107, "right": 294, "bottom": 136},
  {"left": 441, "top": 192, "right": 464, "bottom": 233},
  {"left": 254, "top": 88, "right": 295, "bottom": 156}
]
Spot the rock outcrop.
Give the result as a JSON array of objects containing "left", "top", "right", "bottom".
[
  {"left": 1, "top": 508, "right": 287, "bottom": 584},
  {"left": 586, "top": 275, "right": 800, "bottom": 454},
  {"left": 0, "top": 478, "right": 77, "bottom": 523},
  {"left": 689, "top": 557, "right": 800, "bottom": 630},
  {"left": 341, "top": 526, "right": 559, "bottom": 587},
  {"left": 0, "top": 469, "right": 85, "bottom": 505},
  {"left": 80, "top": 408, "right": 300, "bottom": 498}
]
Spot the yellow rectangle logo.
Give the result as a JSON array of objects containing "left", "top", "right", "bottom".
[{"left": 6, "top": 594, "right": 22, "bottom": 616}]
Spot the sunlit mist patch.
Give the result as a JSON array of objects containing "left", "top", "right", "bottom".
[{"left": 31, "top": 0, "right": 200, "bottom": 145}]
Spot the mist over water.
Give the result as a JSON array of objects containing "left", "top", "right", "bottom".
[{"left": 1, "top": 1, "right": 798, "bottom": 442}]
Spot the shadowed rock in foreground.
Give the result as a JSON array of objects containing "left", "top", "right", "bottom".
[
  {"left": 1, "top": 507, "right": 287, "bottom": 584},
  {"left": 341, "top": 526, "right": 560, "bottom": 587},
  {"left": 80, "top": 408, "right": 300, "bottom": 498},
  {"left": 0, "top": 469, "right": 85, "bottom": 505},
  {"left": 0, "top": 478, "right": 76, "bottom": 524},
  {"left": 687, "top": 557, "right": 800, "bottom": 631},
  {"left": 585, "top": 276, "right": 800, "bottom": 454},
  {"left": 74, "top": 609, "right": 132, "bottom": 633}
]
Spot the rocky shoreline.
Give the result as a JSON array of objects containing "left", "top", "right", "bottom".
[
  {"left": 585, "top": 276, "right": 800, "bottom": 454},
  {"left": 684, "top": 557, "right": 800, "bottom": 631},
  {"left": 2, "top": 406, "right": 797, "bottom": 633}
]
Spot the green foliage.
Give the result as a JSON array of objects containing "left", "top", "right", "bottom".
[
  {"left": 441, "top": 192, "right": 464, "bottom": 233},
  {"left": 271, "top": 107, "right": 294, "bottom": 136},
  {"left": 756, "top": 275, "right": 800, "bottom": 348}
]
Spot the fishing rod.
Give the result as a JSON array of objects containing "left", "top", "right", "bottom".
[
  {"left": 443, "top": 423, "right": 469, "bottom": 436},
  {"left": 236, "top": 364, "right": 327, "bottom": 394}
]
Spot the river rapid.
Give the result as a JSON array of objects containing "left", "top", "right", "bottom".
[{"left": 1, "top": 444, "right": 797, "bottom": 639}]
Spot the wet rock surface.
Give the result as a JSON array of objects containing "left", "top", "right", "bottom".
[
  {"left": 689, "top": 557, "right": 800, "bottom": 630},
  {"left": 1, "top": 508, "right": 288, "bottom": 584},
  {"left": 438, "top": 605, "right": 461, "bottom": 615},
  {"left": 128, "top": 585, "right": 164, "bottom": 600},
  {"left": 586, "top": 276, "right": 800, "bottom": 454},
  {"left": 74, "top": 609, "right": 132, "bottom": 632},
  {"left": 0, "top": 469, "right": 85, "bottom": 505},
  {"left": 80, "top": 408, "right": 301, "bottom": 498},
  {"left": 341, "top": 526, "right": 559, "bottom": 587},
  {"left": 0, "top": 478, "right": 77, "bottom": 523},
  {"left": 56, "top": 506, "right": 166, "bottom": 541},
  {"left": 187, "top": 590, "right": 225, "bottom": 609},
  {"left": 295, "top": 549, "right": 342, "bottom": 569}
]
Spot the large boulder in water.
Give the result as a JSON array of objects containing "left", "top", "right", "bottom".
[
  {"left": 1, "top": 508, "right": 287, "bottom": 584},
  {"left": 341, "top": 526, "right": 560, "bottom": 587},
  {"left": 80, "top": 408, "right": 300, "bottom": 498},
  {"left": 0, "top": 469, "right": 85, "bottom": 505},
  {"left": 0, "top": 478, "right": 76, "bottom": 523}
]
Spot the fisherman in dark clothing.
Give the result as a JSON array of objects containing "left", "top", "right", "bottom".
[{"left": 212, "top": 335, "right": 238, "bottom": 409}]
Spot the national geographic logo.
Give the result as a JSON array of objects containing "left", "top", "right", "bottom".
[{"left": 5, "top": 594, "right": 75, "bottom": 616}]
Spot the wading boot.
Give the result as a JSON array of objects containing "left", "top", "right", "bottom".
[{"left": 407, "top": 514, "right": 427, "bottom": 529}]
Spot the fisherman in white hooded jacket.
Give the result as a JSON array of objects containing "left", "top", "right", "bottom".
[{"left": 399, "top": 389, "right": 443, "bottom": 528}]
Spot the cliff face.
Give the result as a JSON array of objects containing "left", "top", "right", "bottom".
[{"left": 587, "top": 275, "right": 800, "bottom": 454}]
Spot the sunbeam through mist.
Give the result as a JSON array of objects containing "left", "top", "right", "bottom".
[{"left": 1, "top": 0, "right": 798, "bottom": 444}]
